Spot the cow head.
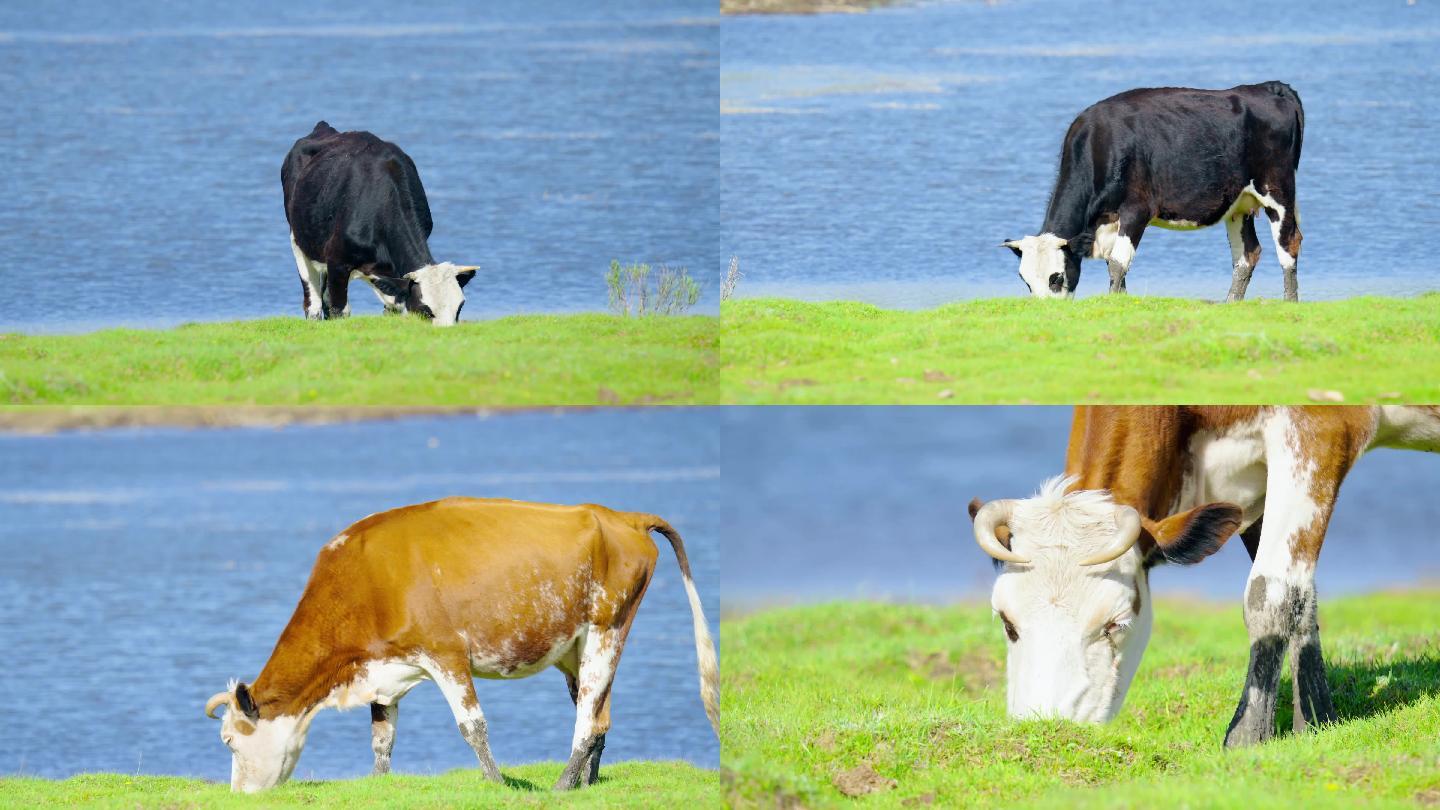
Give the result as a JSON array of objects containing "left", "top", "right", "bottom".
[
  {"left": 968, "top": 476, "right": 1239, "bottom": 723},
  {"left": 363, "top": 263, "right": 478, "bottom": 326},
  {"left": 1003, "top": 234, "right": 1078, "bottom": 298},
  {"left": 206, "top": 681, "right": 313, "bottom": 793}
]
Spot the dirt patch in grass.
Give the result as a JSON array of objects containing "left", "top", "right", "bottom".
[
  {"left": 833, "top": 763, "right": 897, "bottom": 797},
  {"left": 906, "top": 648, "right": 1003, "bottom": 692}
]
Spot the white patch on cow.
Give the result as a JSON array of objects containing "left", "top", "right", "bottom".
[
  {"left": 1108, "top": 234, "right": 1135, "bottom": 272},
  {"left": 320, "top": 659, "right": 427, "bottom": 710},
  {"left": 290, "top": 232, "right": 326, "bottom": 319},
  {"left": 1177, "top": 415, "right": 1269, "bottom": 529},
  {"left": 406, "top": 262, "right": 472, "bottom": 327},
  {"left": 570, "top": 625, "right": 620, "bottom": 751},
  {"left": 987, "top": 476, "right": 1152, "bottom": 723},
  {"left": 1090, "top": 221, "right": 1119, "bottom": 260},
  {"left": 1225, "top": 215, "right": 1250, "bottom": 268},
  {"left": 1375, "top": 406, "right": 1440, "bottom": 452},
  {"left": 1006, "top": 233, "right": 1072, "bottom": 299},
  {"left": 470, "top": 627, "right": 581, "bottom": 680},
  {"left": 324, "top": 532, "right": 348, "bottom": 551},
  {"left": 1246, "top": 411, "right": 1321, "bottom": 624},
  {"left": 217, "top": 700, "right": 309, "bottom": 793}
]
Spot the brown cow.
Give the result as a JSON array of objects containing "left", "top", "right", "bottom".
[
  {"left": 204, "top": 497, "right": 718, "bottom": 792},
  {"left": 969, "top": 406, "right": 1440, "bottom": 745}
]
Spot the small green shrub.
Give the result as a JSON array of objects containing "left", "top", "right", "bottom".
[{"left": 607, "top": 260, "right": 701, "bottom": 316}]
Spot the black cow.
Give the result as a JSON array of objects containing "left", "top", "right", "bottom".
[
  {"left": 1004, "top": 82, "right": 1304, "bottom": 301},
  {"left": 282, "top": 121, "right": 477, "bottom": 325}
]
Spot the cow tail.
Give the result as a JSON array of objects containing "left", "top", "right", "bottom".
[
  {"left": 644, "top": 516, "right": 719, "bottom": 737},
  {"left": 1264, "top": 81, "right": 1304, "bottom": 169}
]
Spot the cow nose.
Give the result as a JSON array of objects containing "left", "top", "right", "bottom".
[{"left": 1048, "top": 273, "right": 1065, "bottom": 293}]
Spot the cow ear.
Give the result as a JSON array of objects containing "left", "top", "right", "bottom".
[
  {"left": 454, "top": 266, "right": 478, "bottom": 288},
  {"left": 235, "top": 682, "right": 260, "bottom": 721},
  {"left": 365, "top": 274, "right": 414, "bottom": 298},
  {"left": 1001, "top": 240, "right": 1023, "bottom": 258},
  {"left": 1145, "top": 503, "right": 1242, "bottom": 567},
  {"left": 969, "top": 497, "right": 1014, "bottom": 571}
]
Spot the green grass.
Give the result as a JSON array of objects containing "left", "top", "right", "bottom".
[
  {"left": 721, "top": 294, "right": 1440, "bottom": 404},
  {"left": 0, "top": 314, "right": 716, "bottom": 406},
  {"left": 723, "top": 593, "right": 1440, "bottom": 808},
  {"left": 0, "top": 761, "right": 716, "bottom": 808}
]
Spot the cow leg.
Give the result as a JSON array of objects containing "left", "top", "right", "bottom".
[
  {"left": 370, "top": 701, "right": 398, "bottom": 775},
  {"left": 555, "top": 627, "right": 625, "bottom": 790},
  {"left": 1225, "top": 214, "right": 1262, "bottom": 302},
  {"left": 324, "top": 262, "right": 352, "bottom": 319},
  {"left": 1106, "top": 208, "right": 1147, "bottom": 294},
  {"left": 1259, "top": 181, "right": 1302, "bottom": 302},
  {"left": 290, "top": 233, "right": 326, "bottom": 320},
  {"left": 426, "top": 661, "right": 503, "bottom": 783},
  {"left": 1224, "top": 413, "right": 1353, "bottom": 748}
]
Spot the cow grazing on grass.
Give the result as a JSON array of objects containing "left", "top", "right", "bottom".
[
  {"left": 205, "top": 498, "right": 719, "bottom": 792},
  {"left": 968, "top": 406, "right": 1440, "bottom": 745},
  {"left": 282, "top": 121, "right": 478, "bottom": 325},
  {"left": 1004, "top": 83, "right": 1305, "bottom": 301}
]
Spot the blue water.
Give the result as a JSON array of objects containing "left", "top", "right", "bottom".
[
  {"left": 0, "top": 409, "right": 719, "bottom": 781},
  {"left": 722, "top": 407, "right": 1440, "bottom": 606},
  {"left": 0, "top": 1, "right": 717, "bottom": 333},
  {"left": 723, "top": 0, "right": 1440, "bottom": 305}
]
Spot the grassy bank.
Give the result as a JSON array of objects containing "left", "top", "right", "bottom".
[
  {"left": 723, "top": 593, "right": 1440, "bottom": 808},
  {"left": 0, "top": 761, "right": 716, "bottom": 808},
  {"left": 721, "top": 295, "right": 1440, "bottom": 404},
  {"left": 0, "top": 314, "right": 716, "bottom": 406}
]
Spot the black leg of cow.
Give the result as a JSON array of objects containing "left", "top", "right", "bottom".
[
  {"left": 1224, "top": 575, "right": 1289, "bottom": 748},
  {"left": 1280, "top": 214, "right": 1301, "bottom": 302},
  {"left": 1289, "top": 584, "right": 1337, "bottom": 733},
  {"left": 325, "top": 263, "right": 351, "bottom": 319},
  {"left": 370, "top": 701, "right": 398, "bottom": 775}
]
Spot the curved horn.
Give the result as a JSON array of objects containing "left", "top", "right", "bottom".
[
  {"left": 1079, "top": 506, "right": 1142, "bottom": 566},
  {"left": 205, "top": 690, "right": 231, "bottom": 719},
  {"left": 973, "top": 500, "right": 1029, "bottom": 564}
]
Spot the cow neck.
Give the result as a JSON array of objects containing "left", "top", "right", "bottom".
[
  {"left": 1063, "top": 406, "right": 1195, "bottom": 520},
  {"left": 249, "top": 578, "right": 369, "bottom": 720},
  {"left": 384, "top": 204, "right": 435, "bottom": 276}
]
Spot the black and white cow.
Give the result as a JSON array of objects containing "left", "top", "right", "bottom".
[
  {"left": 1004, "top": 82, "right": 1304, "bottom": 302},
  {"left": 282, "top": 121, "right": 477, "bottom": 325}
]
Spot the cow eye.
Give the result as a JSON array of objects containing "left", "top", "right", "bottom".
[
  {"left": 999, "top": 612, "right": 1019, "bottom": 643},
  {"left": 1104, "top": 618, "right": 1131, "bottom": 637}
]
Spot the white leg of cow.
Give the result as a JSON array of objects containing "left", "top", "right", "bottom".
[
  {"left": 1105, "top": 234, "right": 1135, "bottom": 294},
  {"left": 424, "top": 660, "right": 503, "bottom": 783},
  {"left": 1225, "top": 412, "right": 1344, "bottom": 748},
  {"left": 1262, "top": 202, "right": 1302, "bottom": 302},
  {"left": 370, "top": 702, "right": 398, "bottom": 775},
  {"left": 1225, "top": 215, "right": 1258, "bottom": 302},
  {"left": 290, "top": 233, "right": 325, "bottom": 320},
  {"left": 555, "top": 627, "right": 621, "bottom": 791}
]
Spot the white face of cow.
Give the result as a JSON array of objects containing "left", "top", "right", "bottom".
[
  {"left": 970, "top": 476, "right": 1241, "bottom": 723},
  {"left": 206, "top": 682, "right": 311, "bottom": 793},
  {"left": 1004, "top": 234, "right": 1071, "bottom": 298},
  {"left": 405, "top": 262, "right": 478, "bottom": 327}
]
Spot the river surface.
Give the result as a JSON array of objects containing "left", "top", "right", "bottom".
[
  {"left": 0, "top": 409, "right": 719, "bottom": 780},
  {"left": 723, "top": 0, "right": 1440, "bottom": 305},
  {"left": 722, "top": 407, "right": 1440, "bottom": 607},
  {"left": 1, "top": 0, "right": 717, "bottom": 333}
]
